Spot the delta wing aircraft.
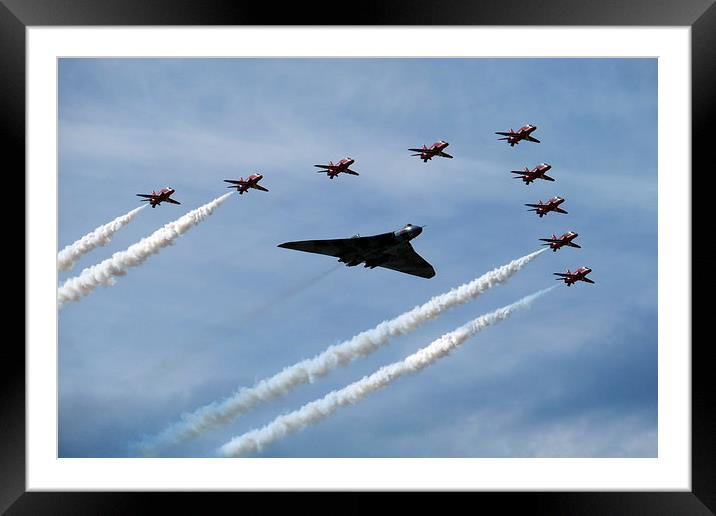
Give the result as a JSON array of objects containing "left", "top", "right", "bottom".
[{"left": 278, "top": 224, "right": 435, "bottom": 279}]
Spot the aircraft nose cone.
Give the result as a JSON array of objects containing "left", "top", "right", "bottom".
[{"left": 412, "top": 225, "right": 423, "bottom": 237}]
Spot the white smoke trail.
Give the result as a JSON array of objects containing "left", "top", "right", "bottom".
[
  {"left": 220, "top": 287, "right": 556, "bottom": 457},
  {"left": 57, "top": 206, "right": 147, "bottom": 272},
  {"left": 138, "top": 248, "right": 546, "bottom": 455},
  {"left": 58, "top": 193, "right": 232, "bottom": 309}
]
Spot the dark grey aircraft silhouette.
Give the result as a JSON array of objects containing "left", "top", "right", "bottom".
[{"left": 278, "top": 224, "right": 435, "bottom": 278}]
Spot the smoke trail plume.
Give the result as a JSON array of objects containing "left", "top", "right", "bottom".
[
  {"left": 138, "top": 249, "right": 545, "bottom": 455},
  {"left": 58, "top": 206, "right": 147, "bottom": 272},
  {"left": 220, "top": 286, "right": 556, "bottom": 457},
  {"left": 58, "top": 193, "right": 232, "bottom": 309}
]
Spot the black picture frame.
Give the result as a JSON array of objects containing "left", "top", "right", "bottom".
[{"left": 6, "top": 0, "right": 712, "bottom": 513}]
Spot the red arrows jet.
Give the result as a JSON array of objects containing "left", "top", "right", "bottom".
[
  {"left": 539, "top": 231, "right": 580, "bottom": 252},
  {"left": 408, "top": 140, "right": 453, "bottom": 162},
  {"left": 496, "top": 124, "right": 540, "bottom": 147},
  {"left": 314, "top": 158, "right": 359, "bottom": 179},
  {"left": 554, "top": 267, "right": 594, "bottom": 286},
  {"left": 511, "top": 163, "right": 554, "bottom": 184},
  {"left": 526, "top": 196, "right": 568, "bottom": 218},
  {"left": 136, "top": 187, "right": 181, "bottom": 208},
  {"left": 224, "top": 174, "right": 269, "bottom": 195}
]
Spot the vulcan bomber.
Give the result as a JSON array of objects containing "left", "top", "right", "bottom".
[{"left": 278, "top": 224, "right": 435, "bottom": 279}]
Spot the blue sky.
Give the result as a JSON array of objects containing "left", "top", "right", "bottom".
[{"left": 58, "top": 58, "right": 657, "bottom": 458}]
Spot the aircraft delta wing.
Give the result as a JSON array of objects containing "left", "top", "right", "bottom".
[{"left": 278, "top": 226, "right": 436, "bottom": 279}]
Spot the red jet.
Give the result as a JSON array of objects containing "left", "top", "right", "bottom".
[
  {"left": 496, "top": 124, "right": 540, "bottom": 147},
  {"left": 408, "top": 140, "right": 453, "bottom": 162},
  {"left": 314, "top": 158, "right": 359, "bottom": 179},
  {"left": 224, "top": 174, "right": 269, "bottom": 195},
  {"left": 136, "top": 187, "right": 181, "bottom": 208},
  {"left": 539, "top": 231, "right": 580, "bottom": 252},
  {"left": 511, "top": 163, "right": 554, "bottom": 184},
  {"left": 554, "top": 267, "right": 594, "bottom": 286},
  {"left": 525, "top": 196, "right": 568, "bottom": 218}
]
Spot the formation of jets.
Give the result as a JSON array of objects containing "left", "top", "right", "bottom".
[
  {"left": 498, "top": 124, "right": 594, "bottom": 286},
  {"left": 134, "top": 122, "right": 593, "bottom": 285}
]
